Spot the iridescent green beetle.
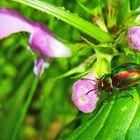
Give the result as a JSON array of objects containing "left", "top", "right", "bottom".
[{"left": 98, "top": 63, "right": 140, "bottom": 94}]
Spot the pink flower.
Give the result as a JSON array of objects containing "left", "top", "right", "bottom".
[
  {"left": 0, "top": 8, "right": 71, "bottom": 77},
  {"left": 33, "top": 58, "right": 49, "bottom": 77},
  {"left": 29, "top": 23, "right": 71, "bottom": 58},
  {"left": 72, "top": 73, "right": 99, "bottom": 113},
  {"left": 126, "top": 26, "right": 140, "bottom": 51}
]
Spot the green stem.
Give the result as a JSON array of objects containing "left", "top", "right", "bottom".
[
  {"left": 13, "top": 0, "right": 113, "bottom": 42},
  {"left": 11, "top": 78, "right": 38, "bottom": 140}
]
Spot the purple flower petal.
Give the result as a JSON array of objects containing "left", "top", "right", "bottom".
[
  {"left": 72, "top": 73, "right": 99, "bottom": 113},
  {"left": 0, "top": 8, "right": 71, "bottom": 58},
  {"left": 126, "top": 26, "right": 140, "bottom": 51},
  {"left": 0, "top": 8, "right": 33, "bottom": 38},
  {"left": 33, "top": 58, "right": 49, "bottom": 77},
  {"left": 29, "top": 23, "right": 71, "bottom": 57}
]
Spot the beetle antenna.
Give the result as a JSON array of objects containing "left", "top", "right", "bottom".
[
  {"left": 81, "top": 78, "right": 99, "bottom": 82},
  {"left": 85, "top": 88, "right": 99, "bottom": 95},
  {"left": 86, "top": 89, "right": 94, "bottom": 95}
]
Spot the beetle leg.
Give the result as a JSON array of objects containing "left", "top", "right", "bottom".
[
  {"left": 103, "top": 93, "right": 114, "bottom": 103},
  {"left": 103, "top": 95, "right": 112, "bottom": 103},
  {"left": 81, "top": 78, "right": 99, "bottom": 82},
  {"left": 121, "top": 90, "right": 134, "bottom": 100}
]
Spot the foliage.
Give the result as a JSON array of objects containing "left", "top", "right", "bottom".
[{"left": 0, "top": 0, "right": 140, "bottom": 140}]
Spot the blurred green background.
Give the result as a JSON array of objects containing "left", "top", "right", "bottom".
[{"left": 0, "top": 0, "right": 92, "bottom": 139}]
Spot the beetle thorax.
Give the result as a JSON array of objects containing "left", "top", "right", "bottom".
[{"left": 98, "top": 75, "right": 113, "bottom": 93}]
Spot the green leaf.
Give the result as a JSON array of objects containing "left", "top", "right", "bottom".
[
  {"left": 116, "top": 0, "right": 130, "bottom": 26},
  {"left": 55, "top": 54, "right": 96, "bottom": 80},
  {"left": 130, "top": 0, "right": 140, "bottom": 10},
  {"left": 105, "top": 0, "right": 130, "bottom": 28},
  {"left": 13, "top": 0, "right": 113, "bottom": 42},
  {"left": 66, "top": 89, "right": 140, "bottom": 140}
]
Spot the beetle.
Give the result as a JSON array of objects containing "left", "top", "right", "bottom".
[
  {"left": 99, "top": 63, "right": 140, "bottom": 92},
  {"left": 83, "top": 63, "right": 140, "bottom": 98}
]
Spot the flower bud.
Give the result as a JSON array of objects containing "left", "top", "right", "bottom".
[
  {"left": 126, "top": 26, "right": 140, "bottom": 51},
  {"left": 33, "top": 58, "right": 49, "bottom": 77},
  {"left": 72, "top": 73, "right": 99, "bottom": 113}
]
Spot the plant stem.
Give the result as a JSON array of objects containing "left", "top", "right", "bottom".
[{"left": 11, "top": 77, "right": 38, "bottom": 140}]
